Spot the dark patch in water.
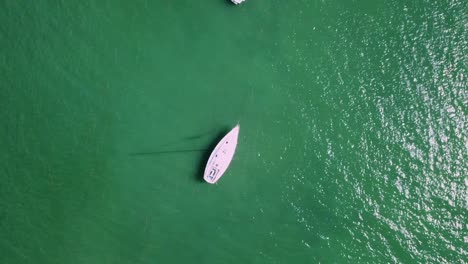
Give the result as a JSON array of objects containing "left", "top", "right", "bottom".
[{"left": 129, "top": 149, "right": 208, "bottom": 156}]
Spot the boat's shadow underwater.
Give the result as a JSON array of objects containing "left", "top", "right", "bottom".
[{"left": 129, "top": 128, "right": 230, "bottom": 183}]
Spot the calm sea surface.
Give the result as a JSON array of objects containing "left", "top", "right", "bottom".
[{"left": 1, "top": 0, "right": 466, "bottom": 263}]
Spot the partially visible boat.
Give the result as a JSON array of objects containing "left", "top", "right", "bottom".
[
  {"left": 204, "top": 125, "right": 240, "bottom": 184},
  {"left": 231, "top": 0, "right": 246, "bottom": 4}
]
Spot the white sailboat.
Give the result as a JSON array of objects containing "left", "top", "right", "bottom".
[{"left": 203, "top": 125, "right": 240, "bottom": 184}]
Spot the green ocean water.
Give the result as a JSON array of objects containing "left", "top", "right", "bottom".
[{"left": 1, "top": 0, "right": 466, "bottom": 263}]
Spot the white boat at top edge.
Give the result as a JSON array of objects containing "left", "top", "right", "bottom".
[{"left": 231, "top": 0, "right": 246, "bottom": 5}]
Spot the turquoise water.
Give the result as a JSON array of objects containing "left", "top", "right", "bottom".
[{"left": 1, "top": 0, "right": 466, "bottom": 263}]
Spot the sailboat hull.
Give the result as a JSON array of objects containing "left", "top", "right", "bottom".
[{"left": 203, "top": 125, "right": 240, "bottom": 184}]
